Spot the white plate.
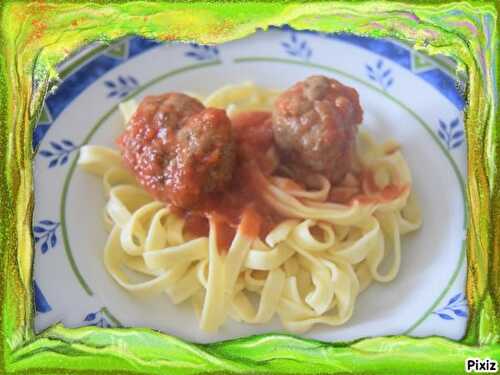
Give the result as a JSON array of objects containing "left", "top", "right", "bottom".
[{"left": 33, "top": 29, "right": 468, "bottom": 343}]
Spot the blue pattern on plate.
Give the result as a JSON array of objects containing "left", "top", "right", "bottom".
[
  {"left": 433, "top": 292, "right": 468, "bottom": 320},
  {"left": 33, "top": 38, "right": 161, "bottom": 150},
  {"left": 34, "top": 280, "right": 52, "bottom": 313},
  {"left": 39, "top": 139, "right": 78, "bottom": 168},
  {"left": 33, "top": 125, "right": 51, "bottom": 151},
  {"left": 274, "top": 26, "right": 465, "bottom": 110},
  {"left": 84, "top": 309, "right": 113, "bottom": 328},
  {"left": 104, "top": 75, "right": 139, "bottom": 98},
  {"left": 330, "top": 33, "right": 465, "bottom": 110},
  {"left": 184, "top": 43, "right": 219, "bottom": 61},
  {"left": 366, "top": 59, "right": 394, "bottom": 90},
  {"left": 418, "top": 69, "right": 465, "bottom": 111},
  {"left": 437, "top": 118, "right": 464, "bottom": 149},
  {"left": 48, "top": 56, "right": 121, "bottom": 121},
  {"left": 34, "top": 32, "right": 465, "bottom": 151},
  {"left": 332, "top": 33, "right": 412, "bottom": 68},
  {"left": 281, "top": 32, "right": 312, "bottom": 60},
  {"left": 33, "top": 220, "right": 59, "bottom": 254},
  {"left": 128, "top": 37, "right": 161, "bottom": 59},
  {"left": 33, "top": 55, "right": 121, "bottom": 150}
]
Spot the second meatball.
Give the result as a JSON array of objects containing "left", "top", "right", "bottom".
[{"left": 272, "top": 75, "right": 363, "bottom": 183}]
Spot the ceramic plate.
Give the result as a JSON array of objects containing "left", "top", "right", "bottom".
[{"left": 33, "top": 28, "right": 468, "bottom": 343}]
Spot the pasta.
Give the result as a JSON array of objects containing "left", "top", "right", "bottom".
[{"left": 78, "top": 82, "right": 422, "bottom": 333}]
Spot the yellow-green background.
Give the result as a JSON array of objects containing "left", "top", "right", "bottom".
[{"left": 0, "top": 1, "right": 498, "bottom": 374}]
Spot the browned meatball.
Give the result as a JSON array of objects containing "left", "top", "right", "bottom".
[
  {"left": 272, "top": 75, "right": 363, "bottom": 183},
  {"left": 117, "top": 93, "right": 235, "bottom": 208},
  {"left": 175, "top": 108, "right": 235, "bottom": 201}
]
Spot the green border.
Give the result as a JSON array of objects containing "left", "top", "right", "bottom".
[{"left": 1, "top": 2, "right": 498, "bottom": 374}]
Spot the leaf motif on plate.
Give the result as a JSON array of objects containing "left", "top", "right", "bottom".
[
  {"left": 436, "top": 118, "right": 464, "bottom": 150},
  {"left": 281, "top": 32, "right": 312, "bottom": 61},
  {"left": 184, "top": 43, "right": 219, "bottom": 61},
  {"left": 104, "top": 75, "right": 139, "bottom": 99},
  {"left": 33, "top": 220, "right": 60, "bottom": 254},
  {"left": 365, "top": 59, "right": 394, "bottom": 91},
  {"left": 433, "top": 292, "right": 468, "bottom": 321},
  {"left": 84, "top": 312, "right": 97, "bottom": 321},
  {"left": 83, "top": 309, "right": 114, "bottom": 328},
  {"left": 39, "top": 139, "right": 79, "bottom": 168}
]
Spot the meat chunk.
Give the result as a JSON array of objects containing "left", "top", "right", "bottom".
[
  {"left": 117, "top": 93, "right": 235, "bottom": 208},
  {"left": 176, "top": 109, "right": 235, "bottom": 200},
  {"left": 272, "top": 75, "right": 363, "bottom": 182}
]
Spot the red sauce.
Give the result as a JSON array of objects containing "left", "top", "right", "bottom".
[
  {"left": 329, "top": 187, "right": 359, "bottom": 203},
  {"left": 239, "top": 205, "right": 263, "bottom": 240},
  {"left": 232, "top": 111, "right": 276, "bottom": 173},
  {"left": 351, "top": 169, "right": 408, "bottom": 204},
  {"left": 351, "top": 184, "right": 409, "bottom": 205},
  {"left": 185, "top": 206, "right": 262, "bottom": 253},
  {"left": 121, "top": 104, "right": 407, "bottom": 253},
  {"left": 183, "top": 213, "right": 209, "bottom": 238},
  {"left": 362, "top": 169, "right": 379, "bottom": 193},
  {"left": 232, "top": 111, "right": 273, "bottom": 152},
  {"left": 329, "top": 169, "right": 408, "bottom": 205},
  {"left": 212, "top": 215, "right": 237, "bottom": 253},
  {"left": 176, "top": 111, "right": 281, "bottom": 253},
  {"left": 117, "top": 94, "right": 234, "bottom": 208}
]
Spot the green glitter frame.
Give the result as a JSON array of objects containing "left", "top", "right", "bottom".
[{"left": 0, "top": 1, "right": 498, "bottom": 374}]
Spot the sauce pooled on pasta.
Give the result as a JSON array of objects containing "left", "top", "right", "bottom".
[{"left": 117, "top": 77, "right": 406, "bottom": 252}]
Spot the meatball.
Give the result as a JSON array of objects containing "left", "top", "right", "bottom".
[
  {"left": 117, "top": 93, "right": 235, "bottom": 208},
  {"left": 272, "top": 75, "right": 363, "bottom": 183}
]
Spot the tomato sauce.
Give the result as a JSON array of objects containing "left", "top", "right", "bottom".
[
  {"left": 117, "top": 94, "right": 234, "bottom": 208},
  {"left": 121, "top": 105, "right": 406, "bottom": 253},
  {"left": 329, "top": 169, "right": 407, "bottom": 205},
  {"left": 350, "top": 184, "right": 409, "bottom": 205},
  {"left": 353, "top": 169, "right": 408, "bottom": 204},
  {"left": 176, "top": 111, "right": 281, "bottom": 253}
]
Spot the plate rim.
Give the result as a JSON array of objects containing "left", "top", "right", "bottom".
[{"left": 34, "top": 29, "right": 467, "bottom": 339}]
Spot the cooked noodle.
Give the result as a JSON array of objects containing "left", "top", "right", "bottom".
[{"left": 78, "top": 83, "right": 421, "bottom": 333}]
